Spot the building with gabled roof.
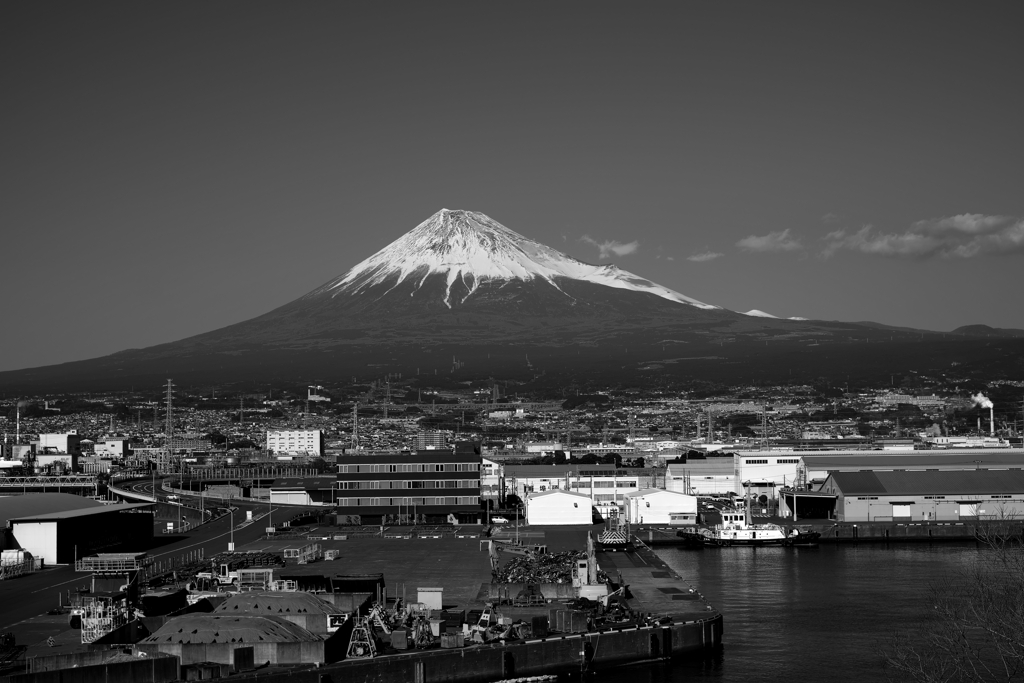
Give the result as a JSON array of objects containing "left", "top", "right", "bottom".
[
  {"left": 820, "top": 469, "right": 1024, "bottom": 522},
  {"left": 524, "top": 489, "right": 593, "bottom": 525}
]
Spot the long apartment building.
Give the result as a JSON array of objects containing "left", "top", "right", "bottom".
[{"left": 334, "top": 450, "right": 482, "bottom": 524}]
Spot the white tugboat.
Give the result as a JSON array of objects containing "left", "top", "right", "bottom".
[{"left": 679, "top": 483, "right": 820, "bottom": 548}]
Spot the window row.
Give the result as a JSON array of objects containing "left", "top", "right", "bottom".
[
  {"left": 569, "top": 481, "right": 638, "bottom": 489},
  {"left": 336, "top": 479, "right": 479, "bottom": 490},
  {"left": 335, "top": 496, "right": 479, "bottom": 507},
  {"left": 337, "top": 463, "right": 480, "bottom": 474}
]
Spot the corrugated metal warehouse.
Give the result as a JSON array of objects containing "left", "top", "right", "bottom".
[
  {"left": 821, "top": 469, "right": 1024, "bottom": 522},
  {"left": 1, "top": 494, "right": 154, "bottom": 564}
]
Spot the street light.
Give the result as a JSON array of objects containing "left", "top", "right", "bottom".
[{"left": 229, "top": 508, "right": 235, "bottom": 552}]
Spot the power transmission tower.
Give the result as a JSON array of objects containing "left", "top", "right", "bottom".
[
  {"left": 164, "top": 380, "right": 174, "bottom": 442},
  {"left": 351, "top": 403, "right": 359, "bottom": 451}
]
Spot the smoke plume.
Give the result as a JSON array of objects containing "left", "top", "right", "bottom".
[{"left": 971, "top": 392, "right": 994, "bottom": 409}]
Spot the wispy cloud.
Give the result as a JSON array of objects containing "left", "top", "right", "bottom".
[
  {"left": 736, "top": 229, "right": 802, "bottom": 253},
  {"left": 580, "top": 235, "right": 639, "bottom": 259},
  {"left": 821, "top": 214, "right": 1024, "bottom": 259},
  {"left": 687, "top": 251, "right": 723, "bottom": 262}
]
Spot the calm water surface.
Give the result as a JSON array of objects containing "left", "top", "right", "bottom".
[{"left": 596, "top": 543, "right": 983, "bottom": 683}]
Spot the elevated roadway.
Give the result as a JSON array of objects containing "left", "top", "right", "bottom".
[{"left": 0, "top": 490, "right": 317, "bottom": 642}]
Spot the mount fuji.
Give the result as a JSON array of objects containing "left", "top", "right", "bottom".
[
  {"left": 318, "top": 209, "right": 717, "bottom": 310},
  {"left": 2, "top": 209, "right": 1016, "bottom": 390}
]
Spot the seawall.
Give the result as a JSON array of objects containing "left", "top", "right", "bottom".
[{"left": 222, "top": 616, "right": 722, "bottom": 683}]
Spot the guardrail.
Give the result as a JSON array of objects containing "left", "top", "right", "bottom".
[{"left": 107, "top": 481, "right": 156, "bottom": 503}]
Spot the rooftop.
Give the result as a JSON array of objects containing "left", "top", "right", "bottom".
[
  {"left": 8, "top": 502, "right": 152, "bottom": 523},
  {"left": 140, "top": 614, "right": 321, "bottom": 645},
  {"left": 828, "top": 469, "right": 1024, "bottom": 496},
  {"left": 0, "top": 493, "right": 104, "bottom": 528},
  {"left": 214, "top": 591, "right": 341, "bottom": 616}
]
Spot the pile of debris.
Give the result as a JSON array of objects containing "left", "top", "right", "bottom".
[{"left": 494, "top": 551, "right": 585, "bottom": 584}]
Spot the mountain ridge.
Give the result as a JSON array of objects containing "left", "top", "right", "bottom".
[{"left": 1, "top": 208, "right": 1021, "bottom": 391}]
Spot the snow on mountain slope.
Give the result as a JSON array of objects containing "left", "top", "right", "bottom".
[
  {"left": 313, "top": 209, "right": 718, "bottom": 309},
  {"left": 743, "top": 309, "right": 778, "bottom": 318}
]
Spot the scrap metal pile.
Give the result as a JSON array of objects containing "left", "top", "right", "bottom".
[{"left": 494, "top": 550, "right": 586, "bottom": 584}]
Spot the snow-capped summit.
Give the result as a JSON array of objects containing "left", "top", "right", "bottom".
[{"left": 313, "top": 209, "right": 717, "bottom": 310}]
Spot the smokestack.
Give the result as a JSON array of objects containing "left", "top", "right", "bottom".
[{"left": 990, "top": 406, "right": 995, "bottom": 437}]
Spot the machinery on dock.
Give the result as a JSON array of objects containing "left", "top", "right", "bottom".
[{"left": 345, "top": 616, "right": 378, "bottom": 659}]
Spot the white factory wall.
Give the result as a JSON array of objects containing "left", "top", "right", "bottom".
[
  {"left": 270, "top": 491, "right": 315, "bottom": 506},
  {"left": 623, "top": 489, "right": 697, "bottom": 525},
  {"left": 11, "top": 521, "right": 58, "bottom": 565},
  {"left": 733, "top": 455, "right": 803, "bottom": 496},
  {"left": 525, "top": 491, "right": 592, "bottom": 526}
]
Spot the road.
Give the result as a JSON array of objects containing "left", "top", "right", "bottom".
[{"left": 0, "top": 485, "right": 316, "bottom": 640}]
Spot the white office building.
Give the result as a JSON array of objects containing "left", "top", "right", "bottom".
[{"left": 266, "top": 430, "right": 324, "bottom": 456}]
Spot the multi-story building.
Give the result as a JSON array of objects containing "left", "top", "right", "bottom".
[
  {"left": 334, "top": 449, "right": 482, "bottom": 524},
  {"left": 167, "top": 436, "right": 212, "bottom": 453},
  {"left": 503, "top": 464, "right": 650, "bottom": 517},
  {"left": 266, "top": 430, "right": 324, "bottom": 456},
  {"left": 666, "top": 459, "right": 736, "bottom": 495},
  {"left": 94, "top": 437, "right": 132, "bottom": 459},
  {"left": 414, "top": 431, "right": 448, "bottom": 451}
]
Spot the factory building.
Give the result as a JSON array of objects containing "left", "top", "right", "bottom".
[
  {"left": 524, "top": 489, "right": 593, "bottom": 526},
  {"left": 36, "top": 431, "right": 82, "bottom": 456},
  {"left": 802, "top": 452, "right": 1024, "bottom": 484},
  {"left": 503, "top": 464, "right": 648, "bottom": 517},
  {"left": 0, "top": 493, "right": 154, "bottom": 564},
  {"left": 819, "top": 469, "right": 1024, "bottom": 523},
  {"left": 334, "top": 450, "right": 482, "bottom": 524},
  {"left": 94, "top": 437, "right": 132, "bottom": 458},
  {"left": 734, "top": 448, "right": 1024, "bottom": 501},
  {"left": 665, "top": 459, "right": 735, "bottom": 495},
  {"left": 623, "top": 489, "right": 698, "bottom": 525},
  {"left": 266, "top": 430, "right": 324, "bottom": 456}
]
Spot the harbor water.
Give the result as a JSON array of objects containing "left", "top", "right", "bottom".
[{"left": 598, "top": 542, "right": 988, "bottom": 683}]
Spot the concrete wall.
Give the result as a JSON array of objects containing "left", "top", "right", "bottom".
[
  {"left": 208, "top": 616, "right": 722, "bottom": 683},
  {"left": 525, "top": 493, "right": 591, "bottom": 526},
  {"left": 134, "top": 640, "right": 325, "bottom": 667},
  {"left": 12, "top": 653, "right": 178, "bottom": 683}
]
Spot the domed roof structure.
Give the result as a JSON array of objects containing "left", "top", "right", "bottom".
[
  {"left": 213, "top": 591, "right": 341, "bottom": 616},
  {"left": 140, "top": 614, "right": 319, "bottom": 645}
]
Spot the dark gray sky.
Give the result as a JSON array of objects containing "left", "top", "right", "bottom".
[{"left": 2, "top": 2, "right": 1022, "bottom": 372}]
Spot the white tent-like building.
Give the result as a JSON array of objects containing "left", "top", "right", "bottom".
[
  {"left": 623, "top": 489, "right": 698, "bottom": 525},
  {"left": 525, "top": 489, "right": 593, "bottom": 526}
]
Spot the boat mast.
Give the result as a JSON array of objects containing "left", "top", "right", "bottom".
[{"left": 743, "top": 480, "right": 752, "bottom": 526}]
